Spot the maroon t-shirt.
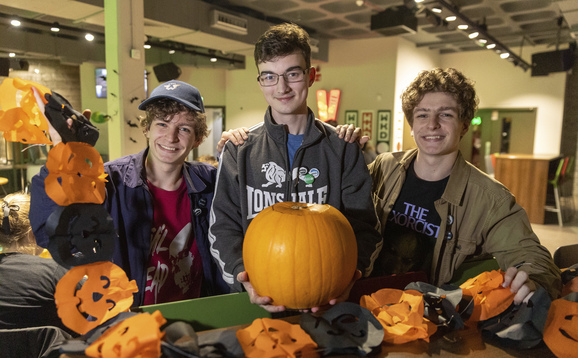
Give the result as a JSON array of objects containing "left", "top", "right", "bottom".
[{"left": 143, "top": 178, "right": 203, "bottom": 305}]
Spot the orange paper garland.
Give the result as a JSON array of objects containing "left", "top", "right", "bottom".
[
  {"left": 459, "top": 270, "right": 515, "bottom": 322},
  {"left": 45, "top": 142, "right": 108, "bottom": 205},
  {"left": 236, "top": 318, "right": 319, "bottom": 358},
  {"left": 0, "top": 77, "right": 52, "bottom": 144},
  {"left": 54, "top": 261, "right": 139, "bottom": 335},
  {"left": 85, "top": 311, "right": 166, "bottom": 358},
  {"left": 360, "top": 288, "right": 437, "bottom": 344}
]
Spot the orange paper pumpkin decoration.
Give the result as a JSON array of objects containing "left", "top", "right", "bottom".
[
  {"left": 236, "top": 317, "right": 318, "bottom": 358},
  {"left": 243, "top": 202, "right": 357, "bottom": 309},
  {"left": 0, "top": 77, "right": 52, "bottom": 144},
  {"left": 54, "top": 261, "right": 139, "bottom": 335},
  {"left": 45, "top": 142, "right": 107, "bottom": 205},
  {"left": 459, "top": 270, "right": 515, "bottom": 322},
  {"left": 85, "top": 311, "right": 166, "bottom": 358},
  {"left": 360, "top": 288, "right": 437, "bottom": 344},
  {"left": 543, "top": 296, "right": 578, "bottom": 358}
]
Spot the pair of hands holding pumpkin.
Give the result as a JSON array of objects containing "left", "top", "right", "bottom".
[{"left": 218, "top": 125, "right": 536, "bottom": 308}]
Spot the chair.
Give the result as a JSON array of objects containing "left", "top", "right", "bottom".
[
  {"left": 545, "top": 157, "right": 567, "bottom": 227},
  {"left": 559, "top": 156, "right": 575, "bottom": 223},
  {"left": 553, "top": 243, "right": 578, "bottom": 269},
  {"left": 484, "top": 154, "right": 495, "bottom": 178}
]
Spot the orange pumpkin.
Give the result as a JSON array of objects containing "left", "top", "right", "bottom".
[{"left": 243, "top": 202, "right": 357, "bottom": 309}]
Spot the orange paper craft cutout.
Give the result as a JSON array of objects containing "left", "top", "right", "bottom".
[
  {"left": 45, "top": 142, "right": 107, "bottom": 205},
  {"left": 459, "top": 270, "right": 515, "bottom": 322},
  {"left": 85, "top": 311, "right": 166, "bottom": 358},
  {"left": 0, "top": 77, "right": 52, "bottom": 144},
  {"left": 236, "top": 318, "right": 319, "bottom": 358},
  {"left": 54, "top": 261, "right": 139, "bottom": 335},
  {"left": 360, "top": 289, "right": 437, "bottom": 344},
  {"left": 543, "top": 297, "right": 578, "bottom": 358}
]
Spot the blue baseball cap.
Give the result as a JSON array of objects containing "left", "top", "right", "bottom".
[{"left": 138, "top": 80, "right": 205, "bottom": 113}]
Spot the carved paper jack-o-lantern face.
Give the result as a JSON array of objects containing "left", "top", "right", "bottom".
[
  {"left": 543, "top": 296, "right": 578, "bottom": 357},
  {"left": 0, "top": 77, "right": 52, "bottom": 144},
  {"left": 360, "top": 288, "right": 437, "bottom": 344},
  {"left": 459, "top": 270, "right": 515, "bottom": 322},
  {"left": 46, "top": 204, "right": 116, "bottom": 269},
  {"left": 236, "top": 317, "right": 318, "bottom": 357},
  {"left": 54, "top": 261, "right": 139, "bottom": 335},
  {"left": 45, "top": 142, "right": 107, "bottom": 206},
  {"left": 84, "top": 311, "right": 166, "bottom": 358}
]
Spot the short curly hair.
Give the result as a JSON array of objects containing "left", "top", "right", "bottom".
[
  {"left": 254, "top": 23, "right": 311, "bottom": 70},
  {"left": 401, "top": 68, "right": 479, "bottom": 127},
  {"left": 140, "top": 98, "right": 208, "bottom": 142}
]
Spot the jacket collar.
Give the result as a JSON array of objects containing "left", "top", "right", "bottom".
[
  {"left": 123, "top": 148, "right": 207, "bottom": 194},
  {"left": 263, "top": 106, "right": 323, "bottom": 145},
  {"left": 394, "top": 148, "right": 469, "bottom": 206}
]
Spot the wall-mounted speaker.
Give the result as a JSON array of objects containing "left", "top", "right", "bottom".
[
  {"left": 531, "top": 48, "right": 575, "bottom": 77},
  {"left": 0, "top": 58, "right": 10, "bottom": 77},
  {"left": 153, "top": 62, "right": 182, "bottom": 82}
]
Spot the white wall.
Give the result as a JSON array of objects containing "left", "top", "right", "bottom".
[
  {"left": 394, "top": 38, "right": 441, "bottom": 151},
  {"left": 440, "top": 46, "right": 566, "bottom": 155}
]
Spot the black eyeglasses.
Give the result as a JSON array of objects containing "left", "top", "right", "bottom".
[{"left": 257, "top": 68, "right": 308, "bottom": 86}]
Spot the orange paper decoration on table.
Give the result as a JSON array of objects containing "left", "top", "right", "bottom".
[
  {"left": 459, "top": 270, "right": 515, "bottom": 322},
  {"left": 243, "top": 202, "right": 357, "bottom": 309},
  {"left": 543, "top": 296, "right": 578, "bottom": 358},
  {"left": 236, "top": 318, "right": 318, "bottom": 358},
  {"left": 0, "top": 77, "right": 52, "bottom": 144},
  {"left": 54, "top": 261, "right": 139, "bottom": 335},
  {"left": 45, "top": 142, "right": 107, "bottom": 206},
  {"left": 85, "top": 311, "right": 166, "bottom": 358},
  {"left": 360, "top": 288, "right": 437, "bottom": 344}
]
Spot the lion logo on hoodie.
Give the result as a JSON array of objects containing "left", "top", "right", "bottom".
[{"left": 261, "top": 162, "right": 285, "bottom": 188}]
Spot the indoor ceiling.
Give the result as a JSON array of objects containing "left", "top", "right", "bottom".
[
  {"left": 0, "top": 0, "right": 576, "bottom": 67},
  {"left": 213, "top": 0, "right": 578, "bottom": 54}
]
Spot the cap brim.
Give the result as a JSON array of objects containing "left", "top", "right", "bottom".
[{"left": 138, "top": 95, "right": 203, "bottom": 112}]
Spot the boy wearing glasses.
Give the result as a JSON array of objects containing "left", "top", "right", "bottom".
[{"left": 208, "top": 23, "right": 382, "bottom": 312}]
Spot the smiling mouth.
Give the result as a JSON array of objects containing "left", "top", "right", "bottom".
[
  {"left": 160, "top": 144, "right": 177, "bottom": 151},
  {"left": 423, "top": 135, "right": 443, "bottom": 140}
]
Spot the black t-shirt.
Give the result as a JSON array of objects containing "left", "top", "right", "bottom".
[{"left": 373, "top": 159, "right": 449, "bottom": 277}]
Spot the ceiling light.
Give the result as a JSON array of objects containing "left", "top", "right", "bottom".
[
  {"left": 432, "top": 7, "right": 442, "bottom": 13},
  {"left": 445, "top": 16, "right": 456, "bottom": 22},
  {"left": 210, "top": 57, "right": 217, "bottom": 62},
  {"left": 500, "top": 52, "right": 510, "bottom": 59},
  {"left": 85, "top": 33, "right": 95, "bottom": 41},
  {"left": 169, "top": 49, "right": 176, "bottom": 54},
  {"left": 457, "top": 24, "right": 468, "bottom": 30},
  {"left": 468, "top": 32, "right": 479, "bottom": 39},
  {"left": 355, "top": 0, "right": 364, "bottom": 6},
  {"left": 51, "top": 23, "right": 60, "bottom": 32},
  {"left": 144, "top": 43, "right": 151, "bottom": 49},
  {"left": 10, "top": 19, "right": 21, "bottom": 27},
  {"left": 478, "top": 39, "right": 487, "bottom": 44},
  {"left": 415, "top": 0, "right": 424, "bottom": 2},
  {"left": 486, "top": 43, "right": 496, "bottom": 49},
  {"left": 8, "top": 53, "right": 15, "bottom": 57}
]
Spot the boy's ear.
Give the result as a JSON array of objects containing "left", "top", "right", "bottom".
[{"left": 308, "top": 67, "right": 316, "bottom": 86}]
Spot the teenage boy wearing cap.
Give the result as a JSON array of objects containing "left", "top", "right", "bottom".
[
  {"left": 30, "top": 80, "right": 229, "bottom": 306},
  {"left": 208, "top": 23, "right": 382, "bottom": 313}
]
